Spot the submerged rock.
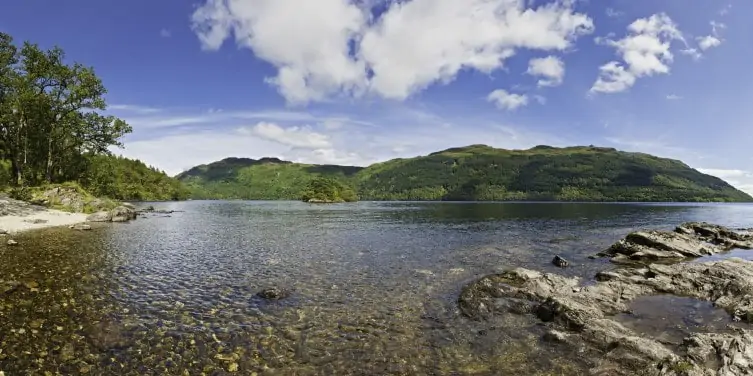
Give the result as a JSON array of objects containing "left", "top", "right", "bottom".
[
  {"left": 460, "top": 223, "right": 753, "bottom": 375},
  {"left": 551, "top": 255, "right": 569, "bottom": 267},
  {"left": 70, "top": 224, "right": 92, "bottom": 231},
  {"left": 257, "top": 287, "right": 290, "bottom": 300},
  {"left": 593, "top": 222, "right": 752, "bottom": 263}
]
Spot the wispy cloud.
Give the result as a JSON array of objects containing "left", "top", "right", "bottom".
[
  {"left": 160, "top": 28, "right": 172, "bottom": 38},
  {"left": 109, "top": 104, "right": 163, "bottom": 114},
  {"left": 666, "top": 94, "right": 682, "bottom": 100}
]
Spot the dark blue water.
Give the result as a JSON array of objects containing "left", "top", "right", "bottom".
[{"left": 1, "top": 201, "right": 752, "bottom": 375}]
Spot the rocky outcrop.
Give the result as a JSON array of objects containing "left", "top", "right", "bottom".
[
  {"left": 86, "top": 205, "right": 137, "bottom": 223},
  {"left": 593, "top": 222, "right": 753, "bottom": 263},
  {"left": 459, "top": 222, "right": 753, "bottom": 375},
  {"left": 31, "top": 185, "right": 114, "bottom": 213}
]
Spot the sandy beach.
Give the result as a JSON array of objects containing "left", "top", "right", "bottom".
[{"left": 0, "top": 197, "right": 88, "bottom": 234}]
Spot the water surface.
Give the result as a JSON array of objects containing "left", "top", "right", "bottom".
[{"left": 1, "top": 201, "right": 752, "bottom": 375}]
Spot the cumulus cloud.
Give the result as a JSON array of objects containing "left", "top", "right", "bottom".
[
  {"left": 526, "top": 56, "right": 565, "bottom": 87},
  {"left": 487, "top": 89, "right": 529, "bottom": 111},
  {"left": 696, "top": 35, "right": 721, "bottom": 51},
  {"left": 590, "top": 13, "right": 685, "bottom": 94},
  {"left": 240, "top": 122, "right": 332, "bottom": 149},
  {"left": 191, "top": 0, "right": 594, "bottom": 104}
]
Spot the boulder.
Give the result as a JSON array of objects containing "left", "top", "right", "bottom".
[
  {"left": 86, "top": 206, "right": 137, "bottom": 223},
  {"left": 551, "top": 255, "right": 569, "bottom": 267},
  {"left": 110, "top": 205, "right": 136, "bottom": 222},
  {"left": 86, "top": 211, "right": 113, "bottom": 222}
]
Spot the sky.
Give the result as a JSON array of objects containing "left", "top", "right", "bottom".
[{"left": 1, "top": 0, "right": 752, "bottom": 194}]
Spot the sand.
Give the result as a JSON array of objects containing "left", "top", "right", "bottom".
[{"left": 0, "top": 198, "right": 88, "bottom": 234}]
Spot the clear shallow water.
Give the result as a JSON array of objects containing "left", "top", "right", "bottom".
[{"left": 1, "top": 201, "right": 753, "bottom": 375}]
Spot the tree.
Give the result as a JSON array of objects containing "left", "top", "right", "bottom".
[{"left": 0, "top": 32, "right": 132, "bottom": 187}]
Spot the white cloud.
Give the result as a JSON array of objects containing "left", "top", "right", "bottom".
[
  {"left": 605, "top": 8, "right": 623, "bottom": 18},
  {"left": 590, "top": 62, "right": 636, "bottom": 94},
  {"left": 666, "top": 94, "right": 682, "bottom": 100},
  {"left": 590, "top": 13, "right": 685, "bottom": 94},
  {"left": 487, "top": 89, "right": 529, "bottom": 111},
  {"left": 109, "top": 104, "right": 162, "bottom": 114},
  {"left": 697, "top": 35, "right": 721, "bottom": 51},
  {"left": 241, "top": 122, "right": 332, "bottom": 149},
  {"left": 698, "top": 168, "right": 753, "bottom": 196},
  {"left": 191, "top": 0, "right": 594, "bottom": 104},
  {"left": 160, "top": 29, "right": 172, "bottom": 38},
  {"left": 526, "top": 56, "right": 565, "bottom": 87}
]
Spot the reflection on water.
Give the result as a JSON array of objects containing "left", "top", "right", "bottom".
[
  {"left": 614, "top": 295, "right": 747, "bottom": 347},
  {"left": 1, "top": 201, "right": 752, "bottom": 374}
]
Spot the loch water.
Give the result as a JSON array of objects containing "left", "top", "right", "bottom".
[{"left": 1, "top": 201, "right": 752, "bottom": 375}]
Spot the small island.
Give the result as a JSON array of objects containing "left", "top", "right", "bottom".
[{"left": 301, "top": 177, "right": 358, "bottom": 203}]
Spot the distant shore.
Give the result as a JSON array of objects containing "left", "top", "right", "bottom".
[{"left": 0, "top": 197, "right": 88, "bottom": 235}]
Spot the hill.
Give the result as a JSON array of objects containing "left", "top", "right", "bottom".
[{"left": 176, "top": 145, "right": 753, "bottom": 202}]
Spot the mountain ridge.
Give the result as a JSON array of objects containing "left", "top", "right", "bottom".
[{"left": 176, "top": 144, "right": 752, "bottom": 202}]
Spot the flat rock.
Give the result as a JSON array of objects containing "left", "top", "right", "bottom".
[
  {"left": 460, "top": 223, "right": 753, "bottom": 375},
  {"left": 257, "top": 287, "right": 290, "bottom": 300},
  {"left": 593, "top": 222, "right": 751, "bottom": 263}
]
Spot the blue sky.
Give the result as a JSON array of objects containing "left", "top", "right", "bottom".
[{"left": 1, "top": 0, "right": 752, "bottom": 193}]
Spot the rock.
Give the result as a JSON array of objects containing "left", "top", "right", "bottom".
[
  {"left": 0, "top": 229, "right": 8, "bottom": 235},
  {"left": 460, "top": 224, "right": 753, "bottom": 375},
  {"left": 71, "top": 224, "right": 92, "bottom": 231},
  {"left": 86, "top": 320, "right": 133, "bottom": 350},
  {"left": 551, "top": 255, "right": 569, "bottom": 267},
  {"left": 121, "top": 202, "right": 136, "bottom": 210},
  {"left": 23, "top": 218, "right": 48, "bottom": 224},
  {"left": 593, "top": 223, "right": 753, "bottom": 263},
  {"left": 1, "top": 281, "right": 21, "bottom": 295},
  {"left": 86, "top": 211, "right": 112, "bottom": 222},
  {"left": 6, "top": 239, "right": 17, "bottom": 246},
  {"left": 257, "top": 287, "right": 290, "bottom": 300},
  {"left": 110, "top": 205, "right": 137, "bottom": 222},
  {"left": 86, "top": 206, "right": 137, "bottom": 223}
]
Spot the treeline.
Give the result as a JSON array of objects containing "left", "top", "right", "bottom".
[{"left": 0, "top": 32, "right": 185, "bottom": 201}]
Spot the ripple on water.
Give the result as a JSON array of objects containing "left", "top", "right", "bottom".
[{"left": 1, "top": 201, "right": 752, "bottom": 374}]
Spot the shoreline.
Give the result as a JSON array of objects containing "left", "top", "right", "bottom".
[{"left": 0, "top": 198, "right": 88, "bottom": 235}]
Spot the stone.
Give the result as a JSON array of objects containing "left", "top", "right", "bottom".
[
  {"left": 551, "top": 255, "right": 569, "bottom": 267},
  {"left": 592, "top": 222, "right": 753, "bottom": 263},
  {"left": 86, "top": 211, "right": 112, "bottom": 222},
  {"left": 460, "top": 223, "right": 753, "bottom": 375},
  {"left": 257, "top": 287, "right": 290, "bottom": 300},
  {"left": 110, "top": 205, "right": 137, "bottom": 222},
  {"left": 6, "top": 239, "right": 17, "bottom": 246},
  {"left": 71, "top": 224, "right": 92, "bottom": 231}
]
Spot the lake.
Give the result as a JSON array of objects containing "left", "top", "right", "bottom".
[{"left": 1, "top": 201, "right": 753, "bottom": 375}]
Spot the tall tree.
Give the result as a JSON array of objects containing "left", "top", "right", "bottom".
[{"left": 0, "top": 32, "right": 132, "bottom": 186}]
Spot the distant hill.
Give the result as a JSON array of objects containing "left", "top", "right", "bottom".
[{"left": 176, "top": 145, "right": 753, "bottom": 202}]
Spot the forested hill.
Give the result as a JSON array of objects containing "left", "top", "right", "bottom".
[{"left": 177, "top": 145, "right": 753, "bottom": 202}]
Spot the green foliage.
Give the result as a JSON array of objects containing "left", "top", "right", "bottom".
[
  {"left": 179, "top": 145, "right": 753, "bottom": 203},
  {"left": 301, "top": 177, "right": 358, "bottom": 203},
  {"left": 0, "top": 32, "right": 185, "bottom": 203},
  {"left": 0, "top": 32, "right": 132, "bottom": 187},
  {"left": 178, "top": 158, "right": 360, "bottom": 200},
  {"left": 78, "top": 154, "right": 188, "bottom": 201}
]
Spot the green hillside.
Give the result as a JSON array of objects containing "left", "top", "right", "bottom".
[{"left": 176, "top": 145, "right": 753, "bottom": 202}]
